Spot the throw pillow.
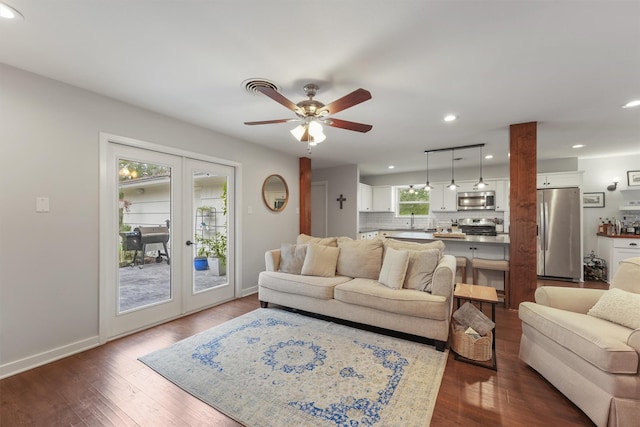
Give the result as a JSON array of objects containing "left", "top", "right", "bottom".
[
  {"left": 296, "top": 233, "right": 338, "bottom": 247},
  {"left": 452, "top": 301, "right": 495, "bottom": 336},
  {"left": 404, "top": 248, "right": 441, "bottom": 292},
  {"left": 336, "top": 237, "right": 383, "bottom": 280},
  {"left": 301, "top": 243, "right": 340, "bottom": 277},
  {"left": 587, "top": 287, "right": 640, "bottom": 329},
  {"left": 278, "top": 243, "right": 307, "bottom": 274},
  {"left": 378, "top": 247, "right": 410, "bottom": 289},
  {"left": 384, "top": 238, "right": 445, "bottom": 254}
]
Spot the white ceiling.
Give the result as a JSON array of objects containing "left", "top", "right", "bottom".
[{"left": 2, "top": 0, "right": 639, "bottom": 175}]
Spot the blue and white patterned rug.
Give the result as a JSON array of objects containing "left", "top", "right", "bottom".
[{"left": 139, "top": 308, "right": 448, "bottom": 426}]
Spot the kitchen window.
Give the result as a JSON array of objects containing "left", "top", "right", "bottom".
[{"left": 396, "top": 186, "right": 430, "bottom": 216}]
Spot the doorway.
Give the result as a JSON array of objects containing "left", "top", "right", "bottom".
[{"left": 100, "top": 135, "right": 236, "bottom": 340}]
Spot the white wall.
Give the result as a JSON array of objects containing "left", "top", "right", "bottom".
[
  {"left": 312, "top": 165, "right": 359, "bottom": 239},
  {"left": 579, "top": 154, "right": 640, "bottom": 258},
  {"left": 0, "top": 64, "right": 300, "bottom": 376}
]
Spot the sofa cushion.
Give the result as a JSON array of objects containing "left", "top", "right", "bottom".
[
  {"left": 336, "top": 237, "right": 383, "bottom": 280},
  {"left": 259, "top": 271, "right": 351, "bottom": 300},
  {"left": 588, "top": 287, "right": 640, "bottom": 329},
  {"left": 404, "top": 248, "right": 441, "bottom": 292},
  {"left": 334, "top": 278, "right": 449, "bottom": 320},
  {"left": 301, "top": 243, "right": 340, "bottom": 277},
  {"left": 278, "top": 243, "right": 307, "bottom": 274},
  {"left": 378, "top": 247, "right": 409, "bottom": 289},
  {"left": 296, "top": 233, "right": 338, "bottom": 247},
  {"left": 519, "top": 302, "right": 639, "bottom": 374}
]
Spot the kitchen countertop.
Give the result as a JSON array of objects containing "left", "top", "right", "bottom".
[
  {"left": 390, "top": 231, "right": 510, "bottom": 245},
  {"left": 596, "top": 233, "right": 640, "bottom": 239}
]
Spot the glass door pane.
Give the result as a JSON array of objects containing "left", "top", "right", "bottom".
[
  {"left": 183, "top": 158, "right": 234, "bottom": 313},
  {"left": 192, "top": 172, "right": 227, "bottom": 292},
  {"left": 118, "top": 158, "right": 172, "bottom": 313}
]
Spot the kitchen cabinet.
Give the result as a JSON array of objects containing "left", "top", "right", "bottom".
[
  {"left": 537, "top": 172, "right": 583, "bottom": 189},
  {"left": 455, "top": 180, "right": 496, "bottom": 193},
  {"left": 372, "top": 185, "right": 394, "bottom": 212},
  {"left": 597, "top": 236, "right": 640, "bottom": 282},
  {"left": 492, "top": 179, "right": 509, "bottom": 212},
  {"left": 358, "top": 183, "right": 373, "bottom": 212},
  {"left": 429, "top": 183, "right": 457, "bottom": 212}
]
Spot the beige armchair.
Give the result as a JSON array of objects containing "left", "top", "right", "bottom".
[{"left": 519, "top": 257, "right": 640, "bottom": 427}]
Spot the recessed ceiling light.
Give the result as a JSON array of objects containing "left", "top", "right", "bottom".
[
  {"left": 0, "top": 2, "right": 24, "bottom": 20},
  {"left": 388, "top": 165, "right": 395, "bottom": 169},
  {"left": 484, "top": 154, "right": 493, "bottom": 159},
  {"left": 572, "top": 144, "right": 585, "bottom": 149},
  {"left": 622, "top": 100, "right": 640, "bottom": 108},
  {"left": 443, "top": 115, "right": 457, "bottom": 122}
]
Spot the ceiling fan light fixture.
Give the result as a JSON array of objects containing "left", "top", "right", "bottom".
[{"left": 0, "top": 2, "right": 23, "bottom": 19}]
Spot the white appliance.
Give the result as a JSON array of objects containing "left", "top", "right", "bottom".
[{"left": 537, "top": 187, "right": 582, "bottom": 281}]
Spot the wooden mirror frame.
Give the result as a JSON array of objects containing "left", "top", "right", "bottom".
[{"left": 262, "top": 174, "right": 289, "bottom": 212}]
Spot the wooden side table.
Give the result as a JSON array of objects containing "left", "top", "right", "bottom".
[{"left": 452, "top": 283, "right": 498, "bottom": 370}]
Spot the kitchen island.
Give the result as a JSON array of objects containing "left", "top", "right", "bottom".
[{"left": 390, "top": 231, "right": 510, "bottom": 293}]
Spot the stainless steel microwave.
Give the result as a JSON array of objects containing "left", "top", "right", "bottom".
[{"left": 457, "top": 191, "right": 496, "bottom": 210}]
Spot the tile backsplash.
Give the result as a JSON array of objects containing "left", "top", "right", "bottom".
[{"left": 359, "top": 211, "right": 507, "bottom": 231}]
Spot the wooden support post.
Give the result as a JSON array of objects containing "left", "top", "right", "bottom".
[
  {"left": 299, "top": 157, "right": 311, "bottom": 235},
  {"left": 508, "top": 122, "right": 538, "bottom": 309}
]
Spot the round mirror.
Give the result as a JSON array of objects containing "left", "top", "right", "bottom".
[{"left": 262, "top": 174, "right": 289, "bottom": 212}]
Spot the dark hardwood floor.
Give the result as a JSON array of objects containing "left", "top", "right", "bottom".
[{"left": 1, "top": 280, "right": 606, "bottom": 426}]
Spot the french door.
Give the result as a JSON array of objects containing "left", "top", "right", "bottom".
[{"left": 100, "top": 138, "right": 235, "bottom": 340}]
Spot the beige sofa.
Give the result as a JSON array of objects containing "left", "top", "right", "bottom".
[
  {"left": 519, "top": 257, "right": 640, "bottom": 427},
  {"left": 258, "top": 235, "right": 456, "bottom": 351}
]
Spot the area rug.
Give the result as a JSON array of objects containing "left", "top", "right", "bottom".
[{"left": 139, "top": 308, "right": 448, "bottom": 426}]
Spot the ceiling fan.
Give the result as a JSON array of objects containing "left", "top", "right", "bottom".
[{"left": 244, "top": 83, "right": 373, "bottom": 150}]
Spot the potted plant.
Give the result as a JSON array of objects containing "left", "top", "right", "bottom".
[
  {"left": 193, "top": 234, "right": 212, "bottom": 271},
  {"left": 209, "top": 231, "right": 227, "bottom": 275}
]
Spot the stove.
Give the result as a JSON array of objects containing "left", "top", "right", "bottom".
[{"left": 458, "top": 218, "right": 498, "bottom": 236}]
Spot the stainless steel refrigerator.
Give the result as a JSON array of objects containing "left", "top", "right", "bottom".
[{"left": 537, "top": 187, "right": 582, "bottom": 281}]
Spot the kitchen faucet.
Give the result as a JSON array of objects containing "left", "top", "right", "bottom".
[{"left": 410, "top": 212, "right": 415, "bottom": 229}]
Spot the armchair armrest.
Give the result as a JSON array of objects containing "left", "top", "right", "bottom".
[
  {"left": 534, "top": 286, "right": 606, "bottom": 314},
  {"left": 265, "top": 249, "right": 281, "bottom": 272},
  {"left": 627, "top": 329, "right": 640, "bottom": 354}
]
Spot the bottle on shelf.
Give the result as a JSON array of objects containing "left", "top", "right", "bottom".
[{"left": 598, "top": 217, "right": 604, "bottom": 234}]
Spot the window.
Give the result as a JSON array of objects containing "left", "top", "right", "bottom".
[{"left": 396, "top": 186, "right": 430, "bottom": 216}]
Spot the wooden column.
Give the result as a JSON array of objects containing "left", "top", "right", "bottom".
[
  {"left": 299, "top": 157, "right": 311, "bottom": 235},
  {"left": 508, "top": 122, "right": 538, "bottom": 309}
]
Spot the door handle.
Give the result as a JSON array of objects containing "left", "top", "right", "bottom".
[{"left": 186, "top": 240, "right": 193, "bottom": 246}]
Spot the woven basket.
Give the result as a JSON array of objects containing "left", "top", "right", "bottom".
[{"left": 450, "top": 322, "right": 493, "bottom": 361}]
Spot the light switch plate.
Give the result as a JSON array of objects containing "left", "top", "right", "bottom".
[{"left": 36, "top": 197, "right": 50, "bottom": 213}]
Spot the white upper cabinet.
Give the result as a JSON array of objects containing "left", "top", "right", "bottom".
[
  {"left": 537, "top": 172, "right": 584, "bottom": 188},
  {"left": 372, "top": 185, "right": 395, "bottom": 212},
  {"left": 358, "top": 183, "right": 373, "bottom": 212},
  {"left": 456, "top": 180, "right": 496, "bottom": 193},
  {"left": 429, "top": 183, "right": 458, "bottom": 212},
  {"left": 491, "top": 179, "right": 509, "bottom": 212}
]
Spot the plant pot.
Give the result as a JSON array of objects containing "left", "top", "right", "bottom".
[
  {"left": 208, "top": 257, "right": 226, "bottom": 276},
  {"left": 194, "top": 257, "right": 209, "bottom": 271}
]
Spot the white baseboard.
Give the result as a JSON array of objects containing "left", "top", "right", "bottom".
[
  {"left": 0, "top": 336, "right": 100, "bottom": 380},
  {"left": 241, "top": 285, "right": 258, "bottom": 297}
]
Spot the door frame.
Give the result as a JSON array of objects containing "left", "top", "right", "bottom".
[{"left": 98, "top": 132, "right": 242, "bottom": 343}]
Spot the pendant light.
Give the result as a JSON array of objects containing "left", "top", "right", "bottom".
[
  {"left": 424, "top": 151, "right": 433, "bottom": 191},
  {"left": 476, "top": 145, "right": 486, "bottom": 189},
  {"left": 448, "top": 149, "right": 457, "bottom": 190},
  {"left": 408, "top": 184, "right": 416, "bottom": 194}
]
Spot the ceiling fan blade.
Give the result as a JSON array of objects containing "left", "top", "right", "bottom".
[
  {"left": 318, "top": 88, "right": 372, "bottom": 115},
  {"left": 255, "top": 86, "right": 303, "bottom": 115},
  {"left": 324, "top": 118, "right": 373, "bottom": 133},
  {"left": 244, "top": 118, "right": 300, "bottom": 125}
]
